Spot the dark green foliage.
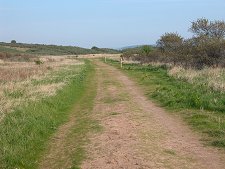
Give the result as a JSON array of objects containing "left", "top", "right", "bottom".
[
  {"left": 91, "top": 46, "right": 99, "bottom": 50},
  {"left": 11, "top": 40, "right": 16, "bottom": 44}
]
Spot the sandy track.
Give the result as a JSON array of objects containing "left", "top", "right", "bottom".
[{"left": 81, "top": 61, "right": 225, "bottom": 169}]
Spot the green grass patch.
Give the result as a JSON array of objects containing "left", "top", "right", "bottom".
[
  {"left": 0, "top": 60, "right": 96, "bottom": 168},
  {"left": 102, "top": 97, "right": 128, "bottom": 104},
  {"left": 164, "top": 149, "right": 176, "bottom": 155},
  {"left": 106, "top": 59, "right": 225, "bottom": 148},
  {"left": 66, "top": 61, "right": 101, "bottom": 169},
  {"left": 4, "top": 89, "right": 24, "bottom": 98},
  {"left": 110, "top": 112, "right": 120, "bottom": 116}
]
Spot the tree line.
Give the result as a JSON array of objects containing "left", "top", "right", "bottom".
[{"left": 122, "top": 18, "right": 225, "bottom": 69}]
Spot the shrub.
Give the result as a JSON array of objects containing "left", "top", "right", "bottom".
[
  {"left": 11, "top": 40, "right": 16, "bottom": 44},
  {"left": 91, "top": 46, "right": 99, "bottom": 50},
  {"left": 34, "top": 59, "right": 44, "bottom": 65},
  {"left": 124, "top": 18, "right": 225, "bottom": 69},
  {"left": 157, "top": 32, "right": 183, "bottom": 53}
]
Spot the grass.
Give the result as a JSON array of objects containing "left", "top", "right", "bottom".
[
  {"left": 0, "top": 56, "right": 83, "bottom": 117},
  {"left": 62, "top": 60, "right": 101, "bottom": 169},
  {"left": 102, "top": 96, "right": 128, "bottom": 104},
  {"left": 169, "top": 66, "right": 225, "bottom": 92},
  {"left": 164, "top": 149, "right": 176, "bottom": 156},
  {"left": 4, "top": 89, "right": 24, "bottom": 99},
  {"left": 0, "top": 60, "right": 96, "bottom": 168},
  {"left": 106, "top": 59, "right": 225, "bottom": 148},
  {"left": 110, "top": 112, "right": 120, "bottom": 116}
]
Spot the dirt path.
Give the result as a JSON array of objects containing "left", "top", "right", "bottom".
[{"left": 81, "top": 60, "right": 225, "bottom": 169}]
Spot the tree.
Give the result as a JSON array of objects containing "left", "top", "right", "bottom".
[
  {"left": 157, "top": 32, "right": 183, "bottom": 52},
  {"left": 210, "top": 20, "right": 225, "bottom": 39},
  {"left": 91, "top": 46, "right": 99, "bottom": 50},
  {"left": 190, "top": 18, "right": 225, "bottom": 39},
  {"left": 188, "top": 18, "right": 225, "bottom": 67},
  {"left": 11, "top": 40, "right": 16, "bottom": 44},
  {"left": 141, "top": 45, "right": 152, "bottom": 56}
]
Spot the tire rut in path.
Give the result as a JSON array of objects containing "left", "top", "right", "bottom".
[
  {"left": 81, "top": 60, "right": 225, "bottom": 169},
  {"left": 38, "top": 69, "right": 96, "bottom": 169}
]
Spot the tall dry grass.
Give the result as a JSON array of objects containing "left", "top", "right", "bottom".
[
  {"left": 0, "top": 56, "right": 84, "bottom": 121},
  {"left": 122, "top": 59, "right": 225, "bottom": 93},
  {"left": 169, "top": 66, "right": 225, "bottom": 92}
]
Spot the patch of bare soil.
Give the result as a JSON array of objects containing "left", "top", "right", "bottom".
[{"left": 81, "top": 61, "right": 225, "bottom": 169}]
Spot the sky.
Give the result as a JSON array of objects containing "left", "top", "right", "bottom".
[{"left": 0, "top": 0, "right": 225, "bottom": 49}]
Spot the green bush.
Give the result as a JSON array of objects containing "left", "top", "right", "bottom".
[{"left": 34, "top": 60, "right": 44, "bottom": 65}]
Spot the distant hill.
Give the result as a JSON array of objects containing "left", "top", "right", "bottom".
[
  {"left": 0, "top": 42, "right": 119, "bottom": 55},
  {"left": 119, "top": 45, "right": 143, "bottom": 50},
  {"left": 119, "top": 44, "right": 155, "bottom": 51}
]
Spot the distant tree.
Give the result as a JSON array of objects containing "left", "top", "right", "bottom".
[
  {"left": 126, "top": 18, "right": 225, "bottom": 68},
  {"left": 190, "top": 18, "right": 225, "bottom": 39},
  {"left": 91, "top": 46, "right": 99, "bottom": 50},
  {"left": 210, "top": 20, "right": 225, "bottom": 39},
  {"left": 11, "top": 40, "right": 16, "bottom": 44},
  {"left": 157, "top": 32, "right": 183, "bottom": 52}
]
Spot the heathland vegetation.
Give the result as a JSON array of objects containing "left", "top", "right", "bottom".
[{"left": 0, "top": 42, "right": 119, "bottom": 57}]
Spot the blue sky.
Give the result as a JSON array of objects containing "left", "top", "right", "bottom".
[{"left": 0, "top": 0, "right": 225, "bottom": 48}]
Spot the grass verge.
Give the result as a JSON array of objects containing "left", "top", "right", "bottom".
[
  {"left": 106, "top": 59, "right": 225, "bottom": 149},
  {"left": 0, "top": 60, "right": 96, "bottom": 168},
  {"left": 55, "top": 60, "right": 101, "bottom": 169}
]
